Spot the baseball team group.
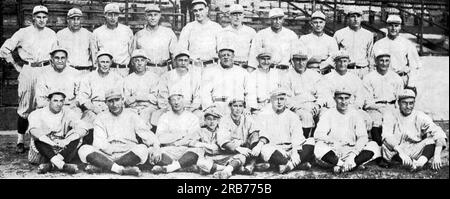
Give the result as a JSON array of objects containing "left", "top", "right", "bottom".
[{"left": 0, "top": 0, "right": 446, "bottom": 178}]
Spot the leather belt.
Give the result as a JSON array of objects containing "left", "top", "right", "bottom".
[
  {"left": 347, "top": 64, "right": 367, "bottom": 69},
  {"left": 213, "top": 96, "right": 228, "bottom": 102},
  {"left": 147, "top": 61, "right": 168, "bottom": 67},
  {"left": 275, "top": 64, "right": 289, "bottom": 70},
  {"left": 375, "top": 100, "right": 396, "bottom": 104},
  {"left": 397, "top": 71, "right": 408, "bottom": 77},
  {"left": 111, "top": 63, "right": 127, "bottom": 68},
  {"left": 203, "top": 59, "right": 215, "bottom": 65},
  {"left": 72, "top": 65, "right": 92, "bottom": 71},
  {"left": 24, "top": 60, "right": 50, "bottom": 67},
  {"left": 92, "top": 99, "right": 105, "bottom": 102}
]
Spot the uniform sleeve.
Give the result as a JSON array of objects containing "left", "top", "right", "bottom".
[
  {"left": 216, "top": 127, "right": 236, "bottom": 150},
  {"left": 418, "top": 112, "right": 447, "bottom": 146},
  {"left": 88, "top": 31, "right": 98, "bottom": 67},
  {"left": 133, "top": 113, "right": 159, "bottom": 147},
  {"left": 366, "top": 32, "right": 374, "bottom": 62},
  {"left": 362, "top": 75, "right": 376, "bottom": 109},
  {"left": 0, "top": 29, "right": 23, "bottom": 56},
  {"left": 245, "top": 72, "right": 257, "bottom": 109},
  {"left": 168, "top": 29, "right": 178, "bottom": 59},
  {"left": 67, "top": 111, "right": 89, "bottom": 138},
  {"left": 127, "top": 28, "right": 134, "bottom": 59},
  {"left": 353, "top": 114, "right": 369, "bottom": 153},
  {"left": 178, "top": 24, "right": 191, "bottom": 51},
  {"left": 27, "top": 111, "right": 49, "bottom": 139},
  {"left": 381, "top": 110, "right": 400, "bottom": 149},
  {"left": 123, "top": 77, "right": 135, "bottom": 106},
  {"left": 190, "top": 71, "right": 202, "bottom": 109},
  {"left": 314, "top": 110, "right": 331, "bottom": 142},
  {"left": 92, "top": 117, "right": 110, "bottom": 151},
  {"left": 77, "top": 75, "right": 92, "bottom": 106},
  {"left": 333, "top": 31, "right": 343, "bottom": 49},
  {"left": 290, "top": 113, "right": 305, "bottom": 149},
  {"left": 200, "top": 68, "right": 214, "bottom": 109}
]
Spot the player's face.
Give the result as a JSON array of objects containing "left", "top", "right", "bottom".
[
  {"left": 271, "top": 95, "right": 287, "bottom": 113},
  {"left": 376, "top": 56, "right": 390, "bottom": 72},
  {"left": 399, "top": 98, "right": 415, "bottom": 116},
  {"left": 230, "top": 101, "right": 245, "bottom": 117},
  {"left": 348, "top": 14, "right": 361, "bottom": 28},
  {"left": 146, "top": 11, "right": 161, "bottom": 27},
  {"left": 335, "top": 58, "right": 349, "bottom": 74},
  {"left": 97, "top": 55, "right": 112, "bottom": 74},
  {"left": 68, "top": 16, "right": 82, "bottom": 31},
  {"left": 270, "top": 16, "right": 284, "bottom": 30},
  {"left": 106, "top": 97, "right": 124, "bottom": 115},
  {"left": 387, "top": 23, "right": 401, "bottom": 37},
  {"left": 230, "top": 12, "right": 244, "bottom": 26},
  {"left": 292, "top": 57, "right": 308, "bottom": 73},
  {"left": 133, "top": 57, "right": 148, "bottom": 73},
  {"left": 33, "top": 13, "right": 48, "bottom": 29},
  {"left": 175, "top": 55, "right": 190, "bottom": 69},
  {"left": 51, "top": 51, "right": 68, "bottom": 72},
  {"left": 204, "top": 115, "right": 219, "bottom": 131},
  {"left": 310, "top": 18, "right": 325, "bottom": 33},
  {"left": 335, "top": 93, "right": 351, "bottom": 112},
  {"left": 192, "top": 4, "right": 208, "bottom": 22},
  {"left": 48, "top": 94, "right": 65, "bottom": 114},
  {"left": 169, "top": 95, "right": 185, "bottom": 113},
  {"left": 105, "top": 12, "right": 119, "bottom": 26},
  {"left": 219, "top": 50, "right": 234, "bottom": 68},
  {"left": 258, "top": 56, "right": 272, "bottom": 69}
]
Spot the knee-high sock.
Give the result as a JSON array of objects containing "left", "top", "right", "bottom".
[
  {"left": 370, "top": 127, "right": 383, "bottom": 146},
  {"left": 421, "top": 144, "right": 436, "bottom": 160},
  {"left": 34, "top": 140, "right": 56, "bottom": 161},
  {"left": 299, "top": 144, "right": 315, "bottom": 163},
  {"left": 156, "top": 153, "right": 173, "bottom": 166},
  {"left": 115, "top": 151, "right": 141, "bottom": 166},
  {"left": 302, "top": 128, "right": 312, "bottom": 138},
  {"left": 268, "top": 150, "right": 289, "bottom": 165},
  {"left": 354, "top": 150, "right": 374, "bottom": 165},
  {"left": 178, "top": 151, "right": 199, "bottom": 168},
  {"left": 17, "top": 115, "right": 28, "bottom": 144},
  {"left": 86, "top": 152, "right": 115, "bottom": 171},
  {"left": 82, "top": 129, "right": 94, "bottom": 145},
  {"left": 321, "top": 151, "right": 339, "bottom": 166},
  {"left": 59, "top": 139, "right": 80, "bottom": 163}
]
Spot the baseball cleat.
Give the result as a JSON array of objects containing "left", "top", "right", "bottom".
[
  {"left": 333, "top": 165, "right": 343, "bottom": 174},
  {"left": 151, "top": 165, "right": 167, "bottom": 174},
  {"left": 279, "top": 163, "right": 293, "bottom": 174},
  {"left": 16, "top": 143, "right": 27, "bottom": 154},
  {"left": 62, "top": 164, "right": 79, "bottom": 174},
  {"left": 85, "top": 165, "right": 103, "bottom": 174},
  {"left": 213, "top": 170, "right": 232, "bottom": 179},
  {"left": 255, "top": 163, "right": 271, "bottom": 171},
  {"left": 121, "top": 166, "right": 141, "bottom": 176},
  {"left": 37, "top": 163, "right": 53, "bottom": 174},
  {"left": 297, "top": 162, "right": 312, "bottom": 171}
]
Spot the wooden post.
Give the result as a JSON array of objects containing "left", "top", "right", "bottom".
[
  {"left": 419, "top": 0, "right": 424, "bottom": 55},
  {"left": 125, "top": 0, "right": 129, "bottom": 25},
  {"left": 17, "top": 0, "right": 23, "bottom": 27},
  {"left": 312, "top": 0, "right": 316, "bottom": 13},
  {"left": 333, "top": 0, "right": 337, "bottom": 31}
]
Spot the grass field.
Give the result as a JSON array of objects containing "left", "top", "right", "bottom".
[{"left": 1, "top": 122, "right": 448, "bottom": 179}]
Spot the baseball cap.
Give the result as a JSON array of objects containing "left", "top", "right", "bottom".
[
  {"left": 105, "top": 88, "right": 123, "bottom": 101},
  {"left": 96, "top": 49, "right": 113, "bottom": 60},
  {"left": 229, "top": 4, "right": 244, "bottom": 14},
  {"left": 386, "top": 15, "right": 402, "bottom": 24},
  {"left": 145, "top": 4, "right": 161, "bottom": 12},
  {"left": 203, "top": 106, "right": 222, "bottom": 118},
  {"left": 104, "top": 3, "right": 120, "bottom": 14},
  {"left": 292, "top": 48, "right": 308, "bottom": 59},
  {"left": 168, "top": 89, "right": 184, "bottom": 99},
  {"left": 270, "top": 87, "right": 291, "bottom": 98},
  {"left": 33, "top": 5, "right": 48, "bottom": 15},
  {"left": 347, "top": 6, "right": 362, "bottom": 16},
  {"left": 174, "top": 49, "right": 190, "bottom": 59},
  {"left": 67, "top": 8, "right": 82, "bottom": 18},
  {"left": 131, "top": 49, "right": 148, "bottom": 59},
  {"left": 397, "top": 89, "right": 416, "bottom": 100},
  {"left": 218, "top": 42, "right": 235, "bottom": 53},
  {"left": 50, "top": 46, "right": 68, "bottom": 56},
  {"left": 47, "top": 89, "right": 66, "bottom": 99},
  {"left": 268, "top": 8, "right": 284, "bottom": 18},
  {"left": 333, "top": 50, "right": 350, "bottom": 61},
  {"left": 307, "top": 56, "right": 322, "bottom": 66},
  {"left": 374, "top": 48, "right": 390, "bottom": 59},
  {"left": 334, "top": 86, "right": 352, "bottom": 96},
  {"left": 228, "top": 98, "right": 245, "bottom": 106},
  {"left": 257, "top": 47, "right": 272, "bottom": 58},
  {"left": 311, "top": 11, "right": 326, "bottom": 21},
  {"left": 191, "top": 0, "right": 208, "bottom": 7}
]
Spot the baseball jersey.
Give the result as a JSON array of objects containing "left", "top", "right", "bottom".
[
  {"left": 298, "top": 33, "right": 338, "bottom": 62},
  {"left": 257, "top": 109, "right": 305, "bottom": 148},
  {"left": 156, "top": 110, "right": 201, "bottom": 146},
  {"left": 178, "top": 20, "right": 222, "bottom": 61},
  {"left": 362, "top": 70, "right": 404, "bottom": 108},
  {"left": 123, "top": 71, "right": 160, "bottom": 106},
  {"left": 157, "top": 68, "right": 202, "bottom": 108},
  {"left": 77, "top": 70, "right": 124, "bottom": 107},
  {"left": 248, "top": 27, "right": 298, "bottom": 68},
  {"left": 246, "top": 68, "right": 284, "bottom": 109},
  {"left": 216, "top": 114, "right": 259, "bottom": 150},
  {"left": 314, "top": 108, "right": 368, "bottom": 153},
  {"left": 35, "top": 65, "right": 81, "bottom": 108},
  {"left": 0, "top": 25, "right": 57, "bottom": 63},
  {"left": 286, "top": 69, "right": 322, "bottom": 106},
  {"left": 93, "top": 24, "right": 133, "bottom": 65},
  {"left": 57, "top": 27, "right": 96, "bottom": 67},
  {"left": 382, "top": 110, "right": 447, "bottom": 147},
  {"left": 132, "top": 25, "right": 177, "bottom": 64},
  {"left": 93, "top": 109, "right": 159, "bottom": 150},
  {"left": 218, "top": 25, "right": 256, "bottom": 62},
  {"left": 334, "top": 27, "right": 373, "bottom": 67}
]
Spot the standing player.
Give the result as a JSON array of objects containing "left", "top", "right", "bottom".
[{"left": 0, "top": 5, "right": 57, "bottom": 153}]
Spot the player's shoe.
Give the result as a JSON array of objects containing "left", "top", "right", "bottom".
[
  {"left": 333, "top": 165, "right": 343, "bottom": 174},
  {"left": 151, "top": 165, "right": 167, "bottom": 174},
  {"left": 255, "top": 163, "right": 271, "bottom": 171},
  {"left": 37, "top": 163, "right": 53, "bottom": 174},
  {"left": 121, "top": 166, "right": 141, "bottom": 176},
  {"left": 213, "top": 170, "right": 232, "bottom": 179},
  {"left": 16, "top": 143, "right": 27, "bottom": 154},
  {"left": 297, "top": 162, "right": 312, "bottom": 171},
  {"left": 279, "top": 162, "right": 294, "bottom": 174},
  {"left": 62, "top": 164, "right": 79, "bottom": 174},
  {"left": 85, "top": 164, "right": 103, "bottom": 174}
]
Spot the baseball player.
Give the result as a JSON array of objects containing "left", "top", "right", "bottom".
[
  {"left": 151, "top": 50, "right": 202, "bottom": 129},
  {"left": 371, "top": 15, "right": 422, "bottom": 89},
  {"left": 251, "top": 88, "right": 315, "bottom": 174},
  {"left": 287, "top": 48, "right": 322, "bottom": 138},
  {"left": 217, "top": 4, "right": 256, "bottom": 70},
  {"left": 77, "top": 88, "right": 160, "bottom": 176},
  {"left": 27, "top": 90, "right": 89, "bottom": 174},
  {"left": 35, "top": 46, "right": 82, "bottom": 117},
  {"left": 362, "top": 49, "right": 404, "bottom": 146},
  {"left": 178, "top": 0, "right": 222, "bottom": 68},
  {"left": 200, "top": 44, "right": 250, "bottom": 116},
  {"left": 77, "top": 50, "right": 124, "bottom": 129},
  {"left": 132, "top": 4, "right": 177, "bottom": 76},
  {"left": 248, "top": 8, "right": 298, "bottom": 70},
  {"left": 298, "top": 11, "right": 339, "bottom": 74},
  {"left": 150, "top": 91, "right": 206, "bottom": 174},
  {"left": 333, "top": 6, "right": 374, "bottom": 79},
  {"left": 123, "top": 49, "right": 160, "bottom": 127},
  {"left": 93, "top": 3, "right": 133, "bottom": 77},
  {"left": 0, "top": 5, "right": 57, "bottom": 153},
  {"left": 57, "top": 8, "right": 97, "bottom": 75},
  {"left": 314, "top": 87, "right": 380, "bottom": 173},
  {"left": 380, "top": 89, "right": 447, "bottom": 171}
]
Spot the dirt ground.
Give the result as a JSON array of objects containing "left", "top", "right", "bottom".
[{"left": 0, "top": 122, "right": 448, "bottom": 179}]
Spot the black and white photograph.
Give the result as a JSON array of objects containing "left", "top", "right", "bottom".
[{"left": 0, "top": 0, "right": 448, "bottom": 181}]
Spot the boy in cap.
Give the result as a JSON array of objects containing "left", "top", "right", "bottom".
[
  {"left": 78, "top": 88, "right": 160, "bottom": 176},
  {"left": 314, "top": 87, "right": 380, "bottom": 173},
  {"left": 28, "top": 89, "right": 89, "bottom": 174},
  {"left": 93, "top": 3, "right": 133, "bottom": 77},
  {"left": 0, "top": 5, "right": 57, "bottom": 153},
  {"left": 380, "top": 89, "right": 447, "bottom": 171},
  {"left": 333, "top": 6, "right": 374, "bottom": 79},
  {"left": 251, "top": 87, "right": 315, "bottom": 174},
  {"left": 57, "top": 7, "right": 97, "bottom": 75},
  {"left": 132, "top": 4, "right": 177, "bottom": 76}
]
